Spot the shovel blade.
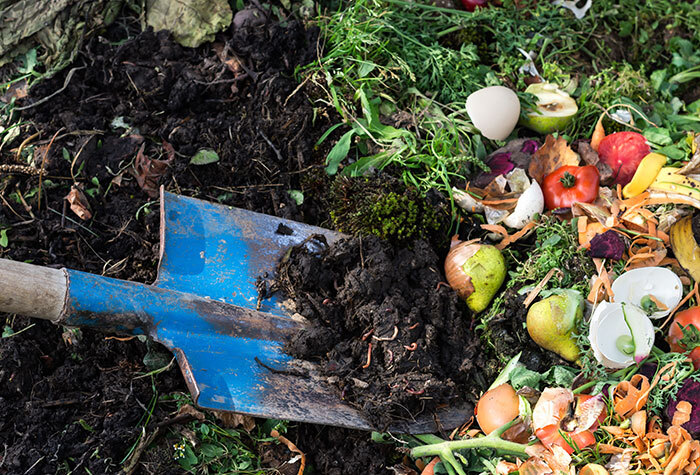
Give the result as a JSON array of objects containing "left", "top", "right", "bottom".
[
  {"left": 154, "top": 190, "right": 341, "bottom": 314},
  {"left": 133, "top": 190, "right": 471, "bottom": 432}
]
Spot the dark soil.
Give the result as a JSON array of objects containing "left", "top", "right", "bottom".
[
  {"left": 0, "top": 7, "right": 355, "bottom": 474},
  {"left": 0, "top": 4, "right": 567, "bottom": 475},
  {"left": 277, "top": 235, "right": 500, "bottom": 430}
]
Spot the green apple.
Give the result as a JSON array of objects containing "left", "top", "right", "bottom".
[{"left": 520, "top": 82, "right": 578, "bottom": 134}]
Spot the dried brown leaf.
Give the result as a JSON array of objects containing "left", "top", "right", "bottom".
[
  {"left": 528, "top": 135, "right": 579, "bottom": 184},
  {"left": 65, "top": 186, "right": 92, "bottom": 220},
  {"left": 176, "top": 403, "right": 206, "bottom": 421},
  {"left": 215, "top": 411, "right": 255, "bottom": 431},
  {"left": 132, "top": 142, "right": 173, "bottom": 197}
]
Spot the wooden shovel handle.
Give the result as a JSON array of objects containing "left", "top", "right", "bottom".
[{"left": 0, "top": 258, "right": 67, "bottom": 321}]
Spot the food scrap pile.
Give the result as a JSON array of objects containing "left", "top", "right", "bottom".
[{"left": 404, "top": 98, "right": 700, "bottom": 473}]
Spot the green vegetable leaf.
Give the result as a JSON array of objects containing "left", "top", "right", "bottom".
[
  {"left": 509, "top": 365, "right": 542, "bottom": 391},
  {"left": 190, "top": 149, "right": 220, "bottom": 165},
  {"left": 0, "top": 229, "right": 8, "bottom": 248},
  {"left": 643, "top": 127, "right": 673, "bottom": 147},
  {"left": 676, "top": 323, "right": 700, "bottom": 352},
  {"left": 325, "top": 130, "right": 355, "bottom": 175},
  {"left": 287, "top": 189, "right": 304, "bottom": 205}
]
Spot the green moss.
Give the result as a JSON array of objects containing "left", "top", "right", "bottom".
[{"left": 329, "top": 176, "right": 449, "bottom": 245}]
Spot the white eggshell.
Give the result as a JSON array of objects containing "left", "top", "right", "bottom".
[
  {"left": 611, "top": 267, "right": 683, "bottom": 318},
  {"left": 466, "top": 86, "right": 521, "bottom": 141},
  {"left": 589, "top": 302, "right": 654, "bottom": 369}
]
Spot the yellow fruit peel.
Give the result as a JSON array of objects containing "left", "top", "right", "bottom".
[{"left": 622, "top": 153, "right": 667, "bottom": 199}]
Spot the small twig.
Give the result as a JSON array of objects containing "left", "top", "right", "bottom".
[
  {"left": 23, "top": 456, "right": 45, "bottom": 474},
  {"left": 14, "top": 186, "right": 35, "bottom": 219},
  {"left": 283, "top": 75, "right": 311, "bottom": 108},
  {"left": 0, "top": 443, "right": 7, "bottom": 469},
  {"left": 41, "top": 398, "right": 80, "bottom": 408},
  {"left": 15, "top": 67, "right": 85, "bottom": 111},
  {"left": 38, "top": 129, "right": 62, "bottom": 211},
  {"left": 523, "top": 267, "right": 560, "bottom": 308},
  {"left": 362, "top": 342, "right": 373, "bottom": 369}
]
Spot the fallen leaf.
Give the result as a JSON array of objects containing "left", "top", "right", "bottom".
[
  {"left": 177, "top": 404, "right": 206, "bottom": 421},
  {"left": 528, "top": 134, "right": 579, "bottom": 184},
  {"left": 215, "top": 411, "right": 255, "bottom": 431},
  {"left": 65, "top": 186, "right": 92, "bottom": 220},
  {"left": 131, "top": 142, "right": 174, "bottom": 197},
  {"left": 0, "top": 78, "right": 28, "bottom": 103}
]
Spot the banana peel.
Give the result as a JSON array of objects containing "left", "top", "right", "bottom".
[
  {"left": 648, "top": 167, "right": 700, "bottom": 201},
  {"left": 622, "top": 153, "right": 667, "bottom": 198},
  {"left": 669, "top": 215, "right": 700, "bottom": 281}
]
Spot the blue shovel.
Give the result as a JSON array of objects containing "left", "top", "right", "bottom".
[{"left": 0, "top": 188, "right": 471, "bottom": 432}]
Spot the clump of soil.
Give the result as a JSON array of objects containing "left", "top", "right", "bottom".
[{"left": 277, "top": 235, "right": 501, "bottom": 429}]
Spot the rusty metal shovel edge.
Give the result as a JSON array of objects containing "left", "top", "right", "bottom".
[{"left": 0, "top": 187, "right": 471, "bottom": 433}]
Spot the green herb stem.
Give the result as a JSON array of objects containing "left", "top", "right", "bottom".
[{"left": 411, "top": 421, "right": 528, "bottom": 475}]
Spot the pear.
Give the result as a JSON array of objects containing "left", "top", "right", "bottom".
[
  {"left": 526, "top": 289, "right": 583, "bottom": 362},
  {"left": 520, "top": 82, "right": 578, "bottom": 134},
  {"left": 445, "top": 243, "right": 506, "bottom": 313}
]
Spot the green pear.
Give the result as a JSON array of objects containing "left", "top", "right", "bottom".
[
  {"left": 526, "top": 289, "right": 583, "bottom": 362},
  {"left": 462, "top": 245, "right": 506, "bottom": 313},
  {"left": 519, "top": 82, "right": 578, "bottom": 134}
]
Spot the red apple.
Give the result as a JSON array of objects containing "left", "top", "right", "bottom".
[{"left": 597, "top": 132, "right": 651, "bottom": 186}]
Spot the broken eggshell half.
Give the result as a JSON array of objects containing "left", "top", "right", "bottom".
[
  {"left": 588, "top": 302, "right": 655, "bottom": 369},
  {"left": 610, "top": 267, "right": 683, "bottom": 318},
  {"left": 466, "top": 86, "right": 521, "bottom": 141}
]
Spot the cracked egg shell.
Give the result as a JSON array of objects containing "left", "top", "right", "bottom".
[
  {"left": 611, "top": 267, "right": 682, "bottom": 318},
  {"left": 466, "top": 86, "right": 520, "bottom": 141},
  {"left": 588, "top": 302, "right": 654, "bottom": 369}
]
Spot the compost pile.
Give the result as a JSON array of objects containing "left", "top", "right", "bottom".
[{"left": 278, "top": 235, "right": 494, "bottom": 428}]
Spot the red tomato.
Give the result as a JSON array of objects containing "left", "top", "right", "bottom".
[
  {"left": 597, "top": 132, "right": 651, "bottom": 186},
  {"left": 667, "top": 306, "right": 700, "bottom": 370},
  {"left": 542, "top": 165, "right": 600, "bottom": 210},
  {"left": 461, "top": 0, "right": 488, "bottom": 11}
]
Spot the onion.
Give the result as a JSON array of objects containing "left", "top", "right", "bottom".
[
  {"left": 444, "top": 241, "right": 481, "bottom": 300},
  {"left": 444, "top": 240, "right": 506, "bottom": 313},
  {"left": 476, "top": 383, "right": 520, "bottom": 434}
]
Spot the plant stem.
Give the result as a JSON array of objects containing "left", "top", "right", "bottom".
[{"left": 410, "top": 421, "right": 529, "bottom": 475}]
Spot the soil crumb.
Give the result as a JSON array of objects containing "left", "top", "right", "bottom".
[{"left": 276, "top": 235, "right": 500, "bottom": 429}]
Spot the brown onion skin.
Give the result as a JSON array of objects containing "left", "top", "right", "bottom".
[{"left": 444, "top": 241, "right": 480, "bottom": 299}]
